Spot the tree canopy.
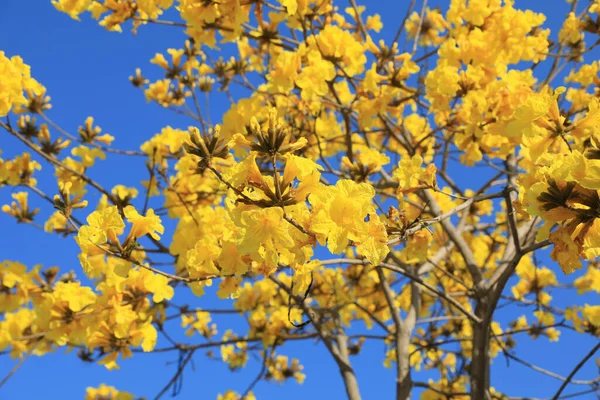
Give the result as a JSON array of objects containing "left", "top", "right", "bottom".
[{"left": 1, "top": 0, "right": 600, "bottom": 399}]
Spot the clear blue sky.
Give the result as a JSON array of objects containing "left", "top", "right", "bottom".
[{"left": 0, "top": 1, "right": 598, "bottom": 399}]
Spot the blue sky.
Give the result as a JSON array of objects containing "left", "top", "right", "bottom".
[{"left": 1, "top": 1, "right": 599, "bottom": 399}]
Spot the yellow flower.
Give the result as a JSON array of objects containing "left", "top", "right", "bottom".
[
  {"left": 308, "top": 25, "right": 367, "bottom": 76},
  {"left": 217, "top": 277, "right": 242, "bottom": 299},
  {"left": 144, "top": 79, "right": 173, "bottom": 106},
  {"left": 291, "top": 261, "right": 320, "bottom": 296},
  {"left": 89, "top": 317, "right": 157, "bottom": 370},
  {"left": 394, "top": 154, "right": 437, "bottom": 193},
  {"left": 2, "top": 191, "right": 39, "bottom": 222},
  {"left": 78, "top": 116, "right": 114, "bottom": 145},
  {"left": 72, "top": 146, "right": 106, "bottom": 167},
  {"left": 267, "top": 355, "right": 306, "bottom": 384},
  {"left": 365, "top": 14, "right": 383, "bottom": 32},
  {"left": 574, "top": 266, "right": 600, "bottom": 294},
  {"left": 356, "top": 217, "right": 389, "bottom": 266},
  {"left": 511, "top": 258, "right": 557, "bottom": 303},
  {"left": 295, "top": 53, "right": 336, "bottom": 101},
  {"left": 549, "top": 229, "right": 583, "bottom": 274},
  {"left": 85, "top": 384, "right": 134, "bottom": 400},
  {"left": 52, "top": 0, "right": 92, "bottom": 20},
  {"left": 86, "top": 205, "right": 125, "bottom": 244},
  {"left": 582, "top": 304, "right": 600, "bottom": 327},
  {"left": 56, "top": 281, "right": 97, "bottom": 313},
  {"left": 406, "top": 8, "right": 449, "bottom": 46},
  {"left": 218, "top": 390, "right": 255, "bottom": 400},
  {"left": 425, "top": 63, "right": 460, "bottom": 111},
  {"left": 0, "top": 152, "right": 42, "bottom": 187},
  {"left": 0, "top": 308, "right": 36, "bottom": 358},
  {"left": 140, "top": 126, "right": 189, "bottom": 166},
  {"left": 124, "top": 205, "right": 164, "bottom": 241},
  {"left": 0, "top": 52, "right": 39, "bottom": 116},
  {"left": 310, "top": 180, "right": 375, "bottom": 254},
  {"left": 112, "top": 185, "right": 139, "bottom": 202},
  {"left": 558, "top": 12, "right": 583, "bottom": 45},
  {"left": 181, "top": 310, "right": 216, "bottom": 338},
  {"left": 76, "top": 206, "right": 124, "bottom": 266},
  {"left": 239, "top": 207, "right": 295, "bottom": 270},
  {"left": 143, "top": 269, "right": 175, "bottom": 303},
  {"left": 401, "top": 229, "right": 432, "bottom": 263},
  {"left": 266, "top": 51, "right": 300, "bottom": 93}
]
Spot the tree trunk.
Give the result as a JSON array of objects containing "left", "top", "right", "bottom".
[
  {"left": 470, "top": 300, "right": 491, "bottom": 400},
  {"left": 336, "top": 334, "right": 362, "bottom": 400},
  {"left": 396, "top": 330, "right": 413, "bottom": 400},
  {"left": 340, "top": 365, "right": 362, "bottom": 400}
]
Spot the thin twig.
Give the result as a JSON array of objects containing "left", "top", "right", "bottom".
[
  {"left": 551, "top": 341, "right": 600, "bottom": 400},
  {"left": 0, "top": 345, "right": 37, "bottom": 389}
]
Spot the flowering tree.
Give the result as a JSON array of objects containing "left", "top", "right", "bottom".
[{"left": 1, "top": 0, "right": 600, "bottom": 399}]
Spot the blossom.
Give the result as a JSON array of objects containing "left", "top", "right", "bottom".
[
  {"left": 123, "top": 205, "right": 164, "bottom": 241},
  {"left": 394, "top": 155, "right": 437, "bottom": 193},
  {"left": 309, "top": 179, "right": 384, "bottom": 260},
  {"left": 0, "top": 52, "right": 43, "bottom": 116},
  {"left": 85, "top": 384, "right": 134, "bottom": 400},
  {"left": 308, "top": 25, "right": 367, "bottom": 76},
  {"left": 52, "top": 0, "right": 92, "bottom": 20}
]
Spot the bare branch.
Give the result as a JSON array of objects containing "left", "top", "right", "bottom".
[{"left": 552, "top": 341, "right": 600, "bottom": 400}]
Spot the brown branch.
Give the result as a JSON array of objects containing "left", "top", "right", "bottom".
[
  {"left": 551, "top": 341, "right": 600, "bottom": 400},
  {"left": 2, "top": 120, "right": 118, "bottom": 204},
  {"left": 40, "top": 113, "right": 145, "bottom": 156},
  {"left": 419, "top": 190, "right": 484, "bottom": 286},
  {"left": 241, "top": 348, "right": 271, "bottom": 399},
  {"left": 153, "top": 349, "right": 195, "bottom": 400},
  {"left": 388, "top": 190, "right": 505, "bottom": 245},
  {"left": 393, "top": 0, "right": 417, "bottom": 45},
  {"left": 411, "top": 0, "right": 428, "bottom": 54},
  {"left": 376, "top": 266, "right": 413, "bottom": 399},
  {"left": 348, "top": 0, "right": 368, "bottom": 40},
  {"left": 380, "top": 262, "right": 481, "bottom": 324},
  {"left": 0, "top": 343, "right": 38, "bottom": 389},
  {"left": 270, "top": 276, "right": 362, "bottom": 400}
]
